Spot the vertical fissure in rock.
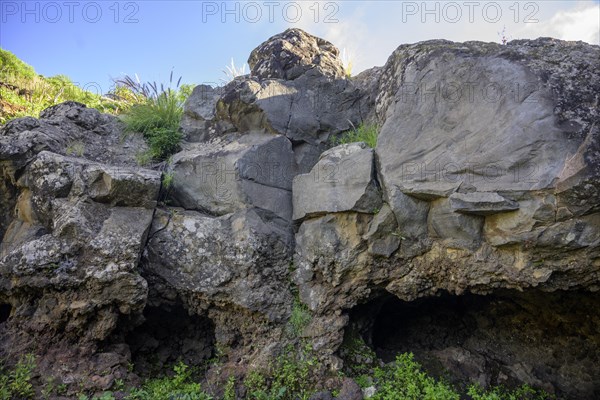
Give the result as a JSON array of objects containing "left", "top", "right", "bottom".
[{"left": 0, "top": 303, "right": 11, "bottom": 324}]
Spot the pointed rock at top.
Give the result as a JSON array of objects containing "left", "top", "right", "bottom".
[{"left": 248, "top": 28, "right": 346, "bottom": 81}]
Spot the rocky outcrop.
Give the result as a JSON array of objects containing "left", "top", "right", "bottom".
[
  {"left": 248, "top": 28, "right": 346, "bottom": 81},
  {"left": 0, "top": 102, "right": 159, "bottom": 392},
  {"left": 1, "top": 31, "right": 599, "bottom": 399},
  {"left": 291, "top": 37, "right": 600, "bottom": 399}
]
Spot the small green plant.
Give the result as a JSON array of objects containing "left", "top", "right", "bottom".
[
  {"left": 0, "top": 353, "right": 36, "bottom": 400},
  {"left": 244, "top": 370, "right": 269, "bottom": 400},
  {"left": 66, "top": 140, "right": 86, "bottom": 157},
  {"left": 113, "top": 378, "right": 125, "bottom": 391},
  {"left": 162, "top": 171, "right": 175, "bottom": 189},
  {"left": 127, "top": 361, "right": 211, "bottom": 400},
  {"left": 341, "top": 48, "right": 353, "bottom": 78},
  {"left": 370, "top": 353, "right": 459, "bottom": 400},
  {"left": 243, "top": 344, "right": 319, "bottom": 400},
  {"left": 221, "top": 58, "right": 248, "bottom": 83},
  {"left": 339, "top": 328, "right": 378, "bottom": 376},
  {"left": 223, "top": 375, "right": 236, "bottom": 400},
  {"left": 467, "top": 383, "right": 555, "bottom": 400},
  {"left": 332, "top": 123, "right": 379, "bottom": 149},
  {"left": 287, "top": 299, "right": 311, "bottom": 337}
]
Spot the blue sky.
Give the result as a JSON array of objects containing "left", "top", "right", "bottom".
[{"left": 1, "top": 1, "right": 598, "bottom": 95}]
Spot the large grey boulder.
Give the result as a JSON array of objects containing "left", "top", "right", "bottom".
[
  {"left": 376, "top": 39, "right": 600, "bottom": 212},
  {"left": 170, "top": 133, "right": 295, "bottom": 220},
  {"left": 0, "top": 102, "right": 160, "bottom": 393},
  {"left": 181, "top": 29, "right": 367, "bottom": 175},
  {"left": 144, "top": 206, "right": 294, "bottom": 322},
  {"left": 248, "top": 28, "right": 346, "bottom": 80},
  {"left": 292, "top": 143, "right": 382, "bottom": 220},
  {"left": 180, "top": 84, "right": 235, "bottom": 142}
]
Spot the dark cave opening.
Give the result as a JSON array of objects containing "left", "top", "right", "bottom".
[
  {"left": 344, "top": 290, "right": 600, "bottom": 400},
  {"left": 125, "top": 302, "right": 215, "bottom": 377},
  {"left": 0, "top": 303, "right": 11, "bottom": 324}
]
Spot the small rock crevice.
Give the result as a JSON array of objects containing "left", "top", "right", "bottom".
[{"left": 0, "top": 303, "right": 11, "bottom": 324}]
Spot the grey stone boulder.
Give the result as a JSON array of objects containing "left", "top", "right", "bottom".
[
  {"left": 375, "top": 39, "right": 600, "bottom": 207},
  {"left": 144, "top": 207, "right": 294, "bottom": 322},
  {"left": 386, "top": 187, "right": 429, "bottom": 240},
  {"left": 428, "top": 198, "right": 484, "bottom": 250},
  {"left": 169, "top": 133, "right": 295, "bottom": 220},
  {"left": 215, "top": 74, "right": 363, "bottom": 150},
  {"left": 182, "top": 28, "right": 368, "bottom": 175},
  {"left": 0, "top": 103, "right": 160, "bottom": 391},
  {"left": 248, "top": 28, "right": 346, "bottom": 81},
  {"left": 180, "top": 84, "right": 235, "bottom": 142},
  {"left": 449, "top": 192, "right": 519, "bottom": 215},
  {"left": 335, "top": 378, "right": 363, "bottom": 400},
  {"left": 363, "top": 203, "right": 400, "bottom": 257},
  {"left": 0, "top": 101, "right": 146, "bottom": 171},
  {"left": 292, "top": 143, "right": 381, "bottom": 220}
]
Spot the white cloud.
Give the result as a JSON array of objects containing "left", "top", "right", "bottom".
[
  {"left": 518, "top": 3, "right": 600, "bottom": 44},
  {"left": 282, "top": 1, "right": 599, "bottom": 75}
]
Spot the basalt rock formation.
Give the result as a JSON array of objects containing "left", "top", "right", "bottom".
[{"left": 1, "top": 28, "right": 599, "bottom": 399}]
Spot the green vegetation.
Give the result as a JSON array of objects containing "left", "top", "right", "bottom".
[
  {"left": 370, "top": 353, "right": 459, "bottom": 400},
  {"left": 127, "top": 362, "right": 211, "bottom": 400},
  {"left": 333, "top": 123, "right": 379, "bottom": 148},
  {"left": 339, "top": 328, "right": 378, "bottom": 376},
  {"left": 0, "top": 50, "right": 192, "bottom": 164},
  {"left": 118, "top": 73, "right": 192, "bottom": 161},
  {"left": 223, "top": 376, "right": 236, "bottom": 400},
  {"left": 348, "top": 352, "right": 555, "bottom": 400},
  {"left": 0, "top": 49, "right": 126, "bottom": 124},
  {"left": 467, "top": 383, "right": 555, "bottom": 400},
  {"left": 0, "top": 354, "right": 36, "bottom": 400},
  {"left": 286, "top": 299, "right": 311, "bottom": 337},
  {"left": 0, "top": 350, "right": 555, "bottom": 400},
  {"left": 244, "top": 344, "right": 319, "bottom": 400}
]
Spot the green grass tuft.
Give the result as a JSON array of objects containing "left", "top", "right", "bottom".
[
  {"left": 333, "top": 123, "right": 379, "bottom": 148},
  {"left": 119, "top": 73, "right": 190, "bottom": 161}
]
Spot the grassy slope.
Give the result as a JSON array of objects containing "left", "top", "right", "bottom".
[{"left": 0, "top": 49, "right": 125, "bottom": 124}]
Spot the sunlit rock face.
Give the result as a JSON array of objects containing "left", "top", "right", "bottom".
[
  {"left": 293, "top": 37, "right": 600, "bottom": 399},
  {"left": 1, "top": 30, "right": 599, "bottom": 398}
]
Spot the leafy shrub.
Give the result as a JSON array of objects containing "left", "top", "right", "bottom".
[
  {"left": 118, "top": 72, "right": 188, "bottom": 161},
  {"left": 244, "top": 344, "right": 319, "bottom": 400},
  {"left": 370, "top": 353, "right": 459, "bottom": 400},
  {"left": 467, "top": 383, "right": 555, "bottom": 400},
  {"left": 127, "top": 361, "right": 211, "bottom": 400},
  {"left": 0, "top": 353, "right": 36, "bottom": 400},
  {"left": 333, "top": 123, "right": 379, "bottom": 148},
  {"left": 287, "top": 299, "right": 311, "bottom": 337}
]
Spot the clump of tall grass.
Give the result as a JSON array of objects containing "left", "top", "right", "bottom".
[
  {"left": 332, "top": 122, "right": 379, "bottom": 149},
  {"left": 117, "top": 71, "right": 192, "bottom": 161}
]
